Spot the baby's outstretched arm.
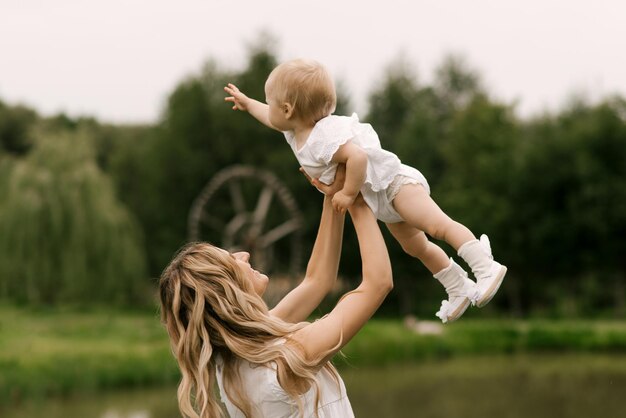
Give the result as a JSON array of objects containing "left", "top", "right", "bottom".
[
  {"left": 330, "top": 141, "right": 368, "bottom": 213},
  {"left": 223, "top": 83, "right": 277, "bottom": 130}
]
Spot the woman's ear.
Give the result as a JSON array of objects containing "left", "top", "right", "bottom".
[{"left": 282, "top": 102, "right": 294, "bottom": 119}]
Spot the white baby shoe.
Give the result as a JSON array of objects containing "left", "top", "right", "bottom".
[
  {"left": 434, "top": 259, "right": 479, "bottom": 323},
  {"left": 458, "top": 234, "right": 507, "bottom": 308}
]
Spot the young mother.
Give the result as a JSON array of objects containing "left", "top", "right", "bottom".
[{"left": 159, "top": 166, "right": 393, "bottom": 418}]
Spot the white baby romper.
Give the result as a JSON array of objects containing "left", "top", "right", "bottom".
[{"left": 284, "top": 113, "right": 430, "bottom": 223}]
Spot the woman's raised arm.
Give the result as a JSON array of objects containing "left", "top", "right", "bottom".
[
  {"left": 290, "top": 196, "right": 393, "bottom": 364},
  {"left": 269, "top": 167, "right": 347, "bottom": 323}
]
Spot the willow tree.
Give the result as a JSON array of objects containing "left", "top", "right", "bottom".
[{"left": 0, "top": 129, "right": 148, "bottom": 305}]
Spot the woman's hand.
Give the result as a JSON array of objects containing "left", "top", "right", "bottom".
[
  {"left": 299, "top": 164, "right": 347, "bottom": 197},
  {"left": 224, "top": 83, "right": 251, "bottom": 111}
]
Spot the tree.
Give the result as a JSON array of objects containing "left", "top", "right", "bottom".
[
  {"left": 439, "top": 95, "right": 522, "bottom": 314},
  {"left": 433, "top": 54, "right": 483, "bottom": 114},
  {"left": 552, "top": 99, "right": 626, "bottom": 315},
  {"left": 0, "top": 128, "right": 148, "bottom": 305},
  {"left": 366, "top": 56, "right": 420, "bottom": 153},
  {"left": 0, "top": 100, "right": 38, "bottom": 156}
]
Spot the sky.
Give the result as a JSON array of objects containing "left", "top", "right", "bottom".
[{"left": 1, "top": 0, "right": 625, "bottom": 124}]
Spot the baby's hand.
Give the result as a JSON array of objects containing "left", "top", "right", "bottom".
[
  {"left": 224, "top": 83, "right": 250, "bottom": 111},
  {"left": 331, "top": 190, "right": 356, "bottom": 214}
]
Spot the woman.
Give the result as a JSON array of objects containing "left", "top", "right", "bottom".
[{"left": 159, "top": 166, "right": 393, "bottom": 417}]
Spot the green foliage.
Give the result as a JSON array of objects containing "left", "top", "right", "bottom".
[
  {"left": 438, "top": 95, "right": 519, "bottom": 255},
  {"left": 366, "top": 57, "right": 421, "bottom": 152},
  {"left": 433, "top": 54, "right": 483, "bottom": 112},
  {"left": 0, "top": 100, "right": 38, "bottom": 156},
  {"left": 0, "top": 129, "right": 148, "bottom": 305},
  {"left": 506, "top": 99, "right": 626, "bottom": 314}
]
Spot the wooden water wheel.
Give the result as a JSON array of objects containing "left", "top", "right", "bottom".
[{"left": 188, "top": 165, "right": 303, "bottom": 275}]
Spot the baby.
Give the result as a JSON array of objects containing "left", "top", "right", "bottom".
[{"left": 224, "top": 58, "right": 506, "bottom": 323}]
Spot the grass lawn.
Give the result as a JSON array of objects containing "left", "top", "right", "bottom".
[
  {"left": 0, "top": 305, "right": 178, "bottom": 404},
  {"left": 2, "top": 304, "right": 626, "bottom": 406}
]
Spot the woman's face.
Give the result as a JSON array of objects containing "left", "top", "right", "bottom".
[{"left": 231, "top": 251, "right": 269, "bottom": 297}]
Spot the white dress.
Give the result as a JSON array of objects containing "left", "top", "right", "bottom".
[
  {"left": 215, "top": 357, "right": 354, "bottom": 417},
  {"left": 284, "top": 113, "right": 430, "bottom": 223}
]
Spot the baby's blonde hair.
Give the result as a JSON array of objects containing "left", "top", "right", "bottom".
[
  {"left": 159, "top": 242, "right": 339, "bottom": 418},
  {"left": 266, "top": 59, "right": 337, "bottom": 124}
]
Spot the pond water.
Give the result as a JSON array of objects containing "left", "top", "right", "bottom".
[{"left": 5, "top": 354, "right": 626, "bottom": 418}]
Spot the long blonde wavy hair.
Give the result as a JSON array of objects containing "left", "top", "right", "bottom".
[{"left": 159, "top": 242, "right": 339, "bottom": 418}]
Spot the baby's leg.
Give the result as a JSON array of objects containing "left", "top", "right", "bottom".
[
  {"left": 392, "top": 184, "right": 475, "bottom": 251},
  {"left": 393, "top": 183, "right": 506, "bottom": 308},
  {"left": 386, "top": 222, "right": 450, "bottom": 274},
  {"left": 387, "top": 222, "right": 477, "bottom": 323}
]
